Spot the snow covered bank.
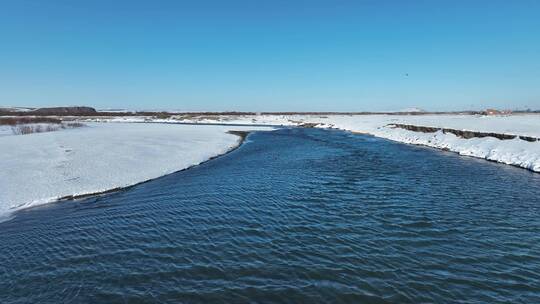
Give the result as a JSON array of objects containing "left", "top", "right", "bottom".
[
  {"left": 135, "top": 113, "right": 540, "bottom": 173},
  {"left": 0, "top": 123, "right": 272, "bottom": 221},
  {"left": 374, "top": 127, "right": 540, "bottom": 172},
  {"left": 0, "top": 117, "right": 85, "bottom": 136},
  {"left": 309, "top": 115, "right": 540, "bottom": 172}
]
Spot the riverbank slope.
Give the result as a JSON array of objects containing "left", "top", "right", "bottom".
[
  {"left": 95, "top": 113, "right": 540, "bottom": 172},
  {"left": 0, "top": 123, "right": 272, "bottom": 221}
]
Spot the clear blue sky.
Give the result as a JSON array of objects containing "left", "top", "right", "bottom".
[{"left": 1, "top": 0, "right": 539, "bottom": 111}]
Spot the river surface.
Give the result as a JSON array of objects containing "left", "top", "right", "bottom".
[{"left": 1, "top": 128, "right": 540, "bottom": 303}]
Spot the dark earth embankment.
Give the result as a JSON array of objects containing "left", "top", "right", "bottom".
[{"left": 388, "top": 123, "right": 539, "bottom": 142}]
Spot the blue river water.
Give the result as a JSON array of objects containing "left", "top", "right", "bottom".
[{"left": 1, "top": 128, "right": 540, "bottom": 303}]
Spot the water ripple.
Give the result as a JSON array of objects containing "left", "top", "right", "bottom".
[{"left": 1, "top": 128, "right": 540, "bottom": 303}]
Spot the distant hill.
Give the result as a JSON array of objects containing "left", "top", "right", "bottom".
[{"left": 30, "top": 106, "right": 97, "bottom": 115}]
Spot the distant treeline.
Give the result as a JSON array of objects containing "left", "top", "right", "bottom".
[
  {"left": 1, "top": 107, "right": 539, "bottom": 117},
  {"left": 0, "top": 117, "right": 62, "bottom": 126},
  {"left": 0, "top": 107, "right": 99, "bottom": 116}
]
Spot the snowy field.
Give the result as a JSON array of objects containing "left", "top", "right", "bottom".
[
  {"left": 0, "top": 123, "right": 272, "bottom": 221},
  {"left": 306, "top": 115, "right": 540, "bottom": 172},
  {"left": 309, "top": 115, "right": 540, "bottom": 172},
  {"left": 85, "top": 113, "right": 540, "bottom": 137},
  {"left": 3, "top": 113, "right": 539, "bottom": 221},
  {"left": 267, "top": 114, "right": 540, "bottom": 172},
  {"left": 95, "top": 113, "right": 540, "bottom": 173},
  {"left": 0, "top": 125, "right": 12, "bottom": 137}
]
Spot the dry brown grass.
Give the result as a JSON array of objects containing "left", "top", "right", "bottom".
[
  {"left": 7, "top": 119, "right": 85, "bottom": 135},
  {"left": 0, "top": 117, "right": 61, "bottom": 126},
  {"left": 64, "top": 122, "right": 85, "bottom": 128}
]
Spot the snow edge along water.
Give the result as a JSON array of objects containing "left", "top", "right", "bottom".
[{"left": 0, "top": 129, "right": 256, "bottom": 223}]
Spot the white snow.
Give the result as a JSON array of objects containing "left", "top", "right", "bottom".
[
  {"left": 0, "top": 123, "right": 272, "bottom": 221},
  {"left": 157, "top": 113, "right": 540, "bottom": 172},
  {"left": 369, "top": 127, "right": 540, "bottom": 172},
  {"left": 0, "top": 125, "right": 12, "bottom": 137},
  {"left": 300, "top": 115, "right": 540, "bottom": 172},
  {"left": 0, "top": 106, "right": 34, "bottom": 112},
  {"left": 3, "top": 113, "right": 539, "bottom": 221}
]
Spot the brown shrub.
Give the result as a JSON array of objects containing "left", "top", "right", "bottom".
[
  {"left": 65, "top": 122, "right": 85, "bottom": 128},
  {"left": 18, "top": 126, "right": 34, "bottom": 135},
  {"left": 11, "top": 125, "right": 53, "bottom": 135},
  {"left": 0, "top": 117, "right": 61, "bottom": 126},
  {"left": 8, "top": 122, "right": 77, "bottom": 135},
  {"left": 45, "top": 125, "right": 58, "bottom": 132},
  {"left": 154, "top": 112, "right": 171, "bottom": 119}
]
